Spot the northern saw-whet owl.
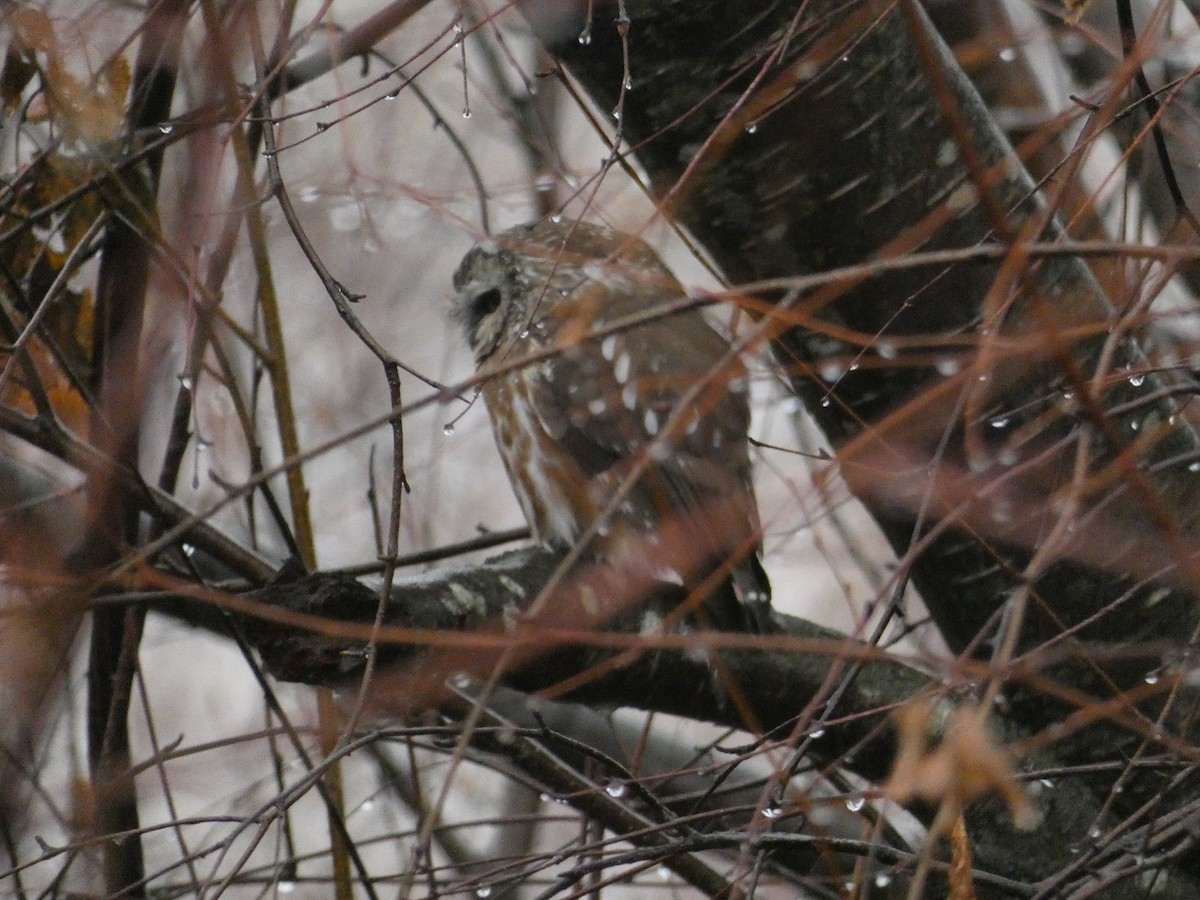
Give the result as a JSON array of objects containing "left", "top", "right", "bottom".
[{"left": 453, "top": 220, "right": 771, "bottom": 632}]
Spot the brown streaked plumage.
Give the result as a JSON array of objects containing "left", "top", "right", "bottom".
[{"left": 453, "top": 220, "right": 771, "bottom": 631}]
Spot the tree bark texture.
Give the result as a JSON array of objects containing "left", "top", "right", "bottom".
[
  {"left": 516, "top": 0, "right": 1200, "bottom": 892},
  {"left": 534, "top": 0, "right": 1200, "bottom": 658},
  {"left": 241, "top": 544, "right": 1116, "bottom": 895}
]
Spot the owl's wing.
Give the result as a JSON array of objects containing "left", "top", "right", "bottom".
[
  {"left": 524, "top": 297, "right": 771, "bottom": 630},
  {"left": 528, "top": 305, "right": 749, "bottom": 487}
]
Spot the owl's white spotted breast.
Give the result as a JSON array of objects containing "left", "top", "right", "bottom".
[
  {"left": 490, "top": 291, "right": 755, "bottom": 556},
  {"left": 482, "top": 350, "right": 598, "bottom": 546}
]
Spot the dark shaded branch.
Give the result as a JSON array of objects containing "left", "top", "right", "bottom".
[
  {"left": 226, "top": 544, "right": 1116, "bottom": 895},
  {"left": 236, "top": 546, "right": 919, "bottom": 777},
  {"left": 282, "top": 0, "right": 432, "bottom": 93}
]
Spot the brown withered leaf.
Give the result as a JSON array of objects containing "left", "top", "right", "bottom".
[
  {"left": 1064, "top": 0, "right": 1096, "bottom": 25},
  {"left": 11, "top": 9, "right": 56, "bottom": 54},
  {"left": 12, "top": 9, "right": 132, "bottom": 142},
  {"left": 884, "top": 700, "right": 1031, "bottom": 839},
  {"left": 949, "top": 815, "right": 978, "bottom": 900},
  {"left": 1, "top": 339, "right": 89, "bottom": 431}
]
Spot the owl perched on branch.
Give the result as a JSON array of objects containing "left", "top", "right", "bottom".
[{"left": 453, "top": 220, "right": 771, "bottom": 632}]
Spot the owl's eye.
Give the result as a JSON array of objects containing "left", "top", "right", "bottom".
[{"left": 472, "top": 287, "right": 503, "bottom": 319}]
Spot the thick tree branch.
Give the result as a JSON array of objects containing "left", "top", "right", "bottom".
[
  {"left": 239, "top": 546, "right": 918, "bottom": 774},
  {"left": 230, "top": 544, "right": 1120, "bottom": 894},
  {"left": 518, "top": 0, "right": 1200, "bottom": 891}
]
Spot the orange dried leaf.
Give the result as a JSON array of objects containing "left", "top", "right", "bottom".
[
  {"left": 1064, "top": 0, "right": 1095, "bottom": 25},
  {"left": 107, "top": 55, "right": 131, "bottom": 108},
  {"left": 12, "top": 9, "right": 56, "bottom": 53},
  {"left": 47, "top": 378, "right": 89, "bottom": 432},
  {"left": 949, "top": 815, "right": 978, "bottom": 900},
  {"left": 2, "top": 339, "right": 89, "bottom": 430},
  {"left": 884, "top": 700, "right": 1031, "bottom": 838}
]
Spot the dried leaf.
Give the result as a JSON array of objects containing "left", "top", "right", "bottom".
[
  {"left": 949, "top": 815, "right": 978, "bottom": 900},
  {"left": 884, "top": 700, "right": 1032, "bottom": 839},
  {"left": 12, "top": 9, "right": 56, "bottom": 53},
  {"left": 1064, "top": 0, "right": 1095, "bottom": 26},
  {"left": 12, "top": 10, "right": 131, "bottom": 142},
  {"left": 1, "top": 339, "right": 89, "bottom": 431}
]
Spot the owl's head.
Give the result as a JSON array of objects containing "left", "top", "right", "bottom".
[
  {"left": 452, "top": 239, "right": 526, "bottom": 364},
  {"left": 452, "top": 220, "right": 667, "bottom": 364}
]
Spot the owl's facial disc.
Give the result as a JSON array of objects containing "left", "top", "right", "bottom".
[
  {"left": 463, "top": 285, "right": 502, "bottom": 340},
  {"left": 452, "top": 246, "right": 521, "bottom": 363},
  {"left": 455, "top": 238, "right": 541, "bottom": 363},
  {"left": 454, "top": 281, "right": 503, "bottom": 359}
]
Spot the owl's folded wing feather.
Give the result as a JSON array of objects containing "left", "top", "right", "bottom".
[{"left": 523, "top": 298, "right": 771, "bottom": 630}]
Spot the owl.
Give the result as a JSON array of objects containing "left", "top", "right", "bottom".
[{"left": 453, "top": 220, "right": 771, "bottom": 632}]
